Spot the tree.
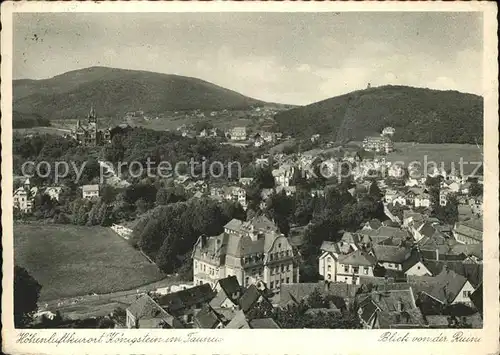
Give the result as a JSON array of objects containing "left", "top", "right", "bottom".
[
  {"left": 14, "top": 266, "right": 42, "bottom": 327},
  {"left": 307, "top": 288, "right": 328, "bottom": 308},
  {"left": 469, "top": 182, "right": 482, "bottom": 197},
  {"left": 155, "top": 232, "right": 178, "bottom": 273},
  {"left": 254, "top": 167, "right": 275, "bottom": 189},
  {"left": 368, "top": 181, "right": 382, "bottom": 200}
]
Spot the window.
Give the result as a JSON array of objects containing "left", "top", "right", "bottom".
[
  {"left": 364, "top": 268, "right": 369, "bottom": 275},
  {"left": 353, "top": 266, "right": 359, "bottom": 274},
  {"left": 463, "top": 291, "right": 471, "bottom": 297},
  {"left": 417, "top": 266, "right": 421, "bottom": 270},
  {"left": 286, "top": 264, "right": 290, "bottom": 272},
  {"left": 327, "top": 265, "right": 332, "bottom": 271},
  {"left": 278, "top": 243, "right": 282, "bottom": 248},
  {"left": 245, "top": 277, "right": 249, "bottom": 286},
  {"left": 286, "top": 277, "right": 290, "bottom": 283},
  {"left": 344, "top": 265, "right": 349, "bottom": 273},
  {"left": 344, "top": 277, "right": 348, "bottom": 282},
  {"left": 270, "top": 281, "right": 274, "bottom": 289},
  {"left": 276, "top": 280, "right": 280, "bottom": 287},
  {"left": 281, "top": 264, "right": 285, "bottom": 272}
]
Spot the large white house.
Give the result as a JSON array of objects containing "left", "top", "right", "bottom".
[{"left": 192, "top": 215, "right": 299, "bottom": 292}]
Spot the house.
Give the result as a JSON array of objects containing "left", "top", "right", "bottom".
[
  {"left": 209, "top": 276, "right": 243, "bottom": 309},
  {"left": 192, "top": 215, "right": 299, "bottom": 291},
  {"left": 210, "top": 185, "right": 247, "bottom": 209},
  {"left": 335, "top": 249, "right": 377, "bottom": 285},
  {"left": 275, "top": 185, "right": 296, "bottom": 196},
  {"left": 239, "top": 177, "right": 254, "bottom": 186},
  {"left": 412, "top": 221, "right": 439, "bottom": 242},
  {"left": 13, "top": 178, "right": 38, "bottom": 213},
  {"left": 440, "top": 180, "right": 460, "bottom": 193},
  {"left": 362, "top": 135, "right": 394, "bottom": 153},
  {"left": 382, "top": 127, "right": 396, "bottom": 136},
  {"left": 238, "top": 284, "right": 273, "bottom": 313},
  {"left": 453, "top": 219, "right": 482, "bottom": 244},
  {"left": 318, "top": 241, "right": 354, "bottom": 281},
  {"left": 44, "top": 186, "right": 63, "bottom": 201},
  {"left": 126, "top": 294, "right": 184, "bottom": 329},
  {"left": 362, "top": 219, "right": 382, "bottom": 231},
  {"left": 82, "top": 184, "right": 99, "bottom": 199},
  {"left": 371, "top": 245, "right": 411, "bottom": 271},
  {"left": 408, "top": 267, "right": 476, "bottom": 306},
  {"left": 414, "top": 193, "right": 431, "bottom": 208},
  {"left": 156, "top": 283, "right": 216, "bottom": 325},
  {"left": 226, "top": 127, "right": 247, "bottom": 141},
  {"left": 272, "top": 164, "right": 294, "bottom": 187},
  {"left": 402, "top": 250, "right": 433, "bottom": 276},
  {"left": 356, "top": 286, "right": 425, "bottom": 329},
  {"left": 278, "top": 281, "right": 360, "bottom": 309},
  {"left": 193, "top": 304, "right": 224, "bottom": 329}
]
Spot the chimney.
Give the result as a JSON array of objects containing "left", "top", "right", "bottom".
[{"left": 200, "top": 235, "right": 207, "bottom": 248}]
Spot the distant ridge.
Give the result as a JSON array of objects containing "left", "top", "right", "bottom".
[
  {"left": 13, "top": 66, "right": 267, "bottom": 120},
  {"left": 274, "top": 85, "right": 483, "bottom": 144}
]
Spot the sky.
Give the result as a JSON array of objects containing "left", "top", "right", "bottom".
[{"left": 14, "top": 12, "right": 483, "bottom": 105}]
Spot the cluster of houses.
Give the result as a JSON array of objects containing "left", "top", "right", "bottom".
[
  {"left": 361, "top": 127, "right": 396, "bottom": 154},
  {"left": 13, "top": 178, "right": 64, "bottom": 213},
  {"left": 13, "top": 177, "right": 104, "bottom": 214}
]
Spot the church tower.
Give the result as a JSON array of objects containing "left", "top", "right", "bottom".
[
  {"left": 88, "top": 104, "right": 97, "bottom": 124},
  {"left": 87, "top": 104, "right": 99, "bottom": 145}
]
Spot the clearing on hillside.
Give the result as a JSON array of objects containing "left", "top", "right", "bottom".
[{"left": 14, "top": 224, "right": 165, "bottom": 301}]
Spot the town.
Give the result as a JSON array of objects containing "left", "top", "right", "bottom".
[{"left": 14, "top": 103, "right": 483, "bottom": 330}]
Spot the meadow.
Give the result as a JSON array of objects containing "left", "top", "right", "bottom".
[
  {"left": 387, "top": 142, "right": 483, "bottom": 175},
  {"left": 14, "top": 224, "right": 166, "bottom": 301}
]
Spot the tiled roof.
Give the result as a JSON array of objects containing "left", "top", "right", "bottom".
[
  {"left": 126, "top": 294, "right": 183, "bottom": 328},
  {"left": 225, "top": 310, "right": 250, "bottom": 329},
  {"left": 238, "top": 284, "right": 266, "bottom": 313},
  {"left": 372, "top": 245, "right": 411, "bottom": 263},
  {"left": 338, "top": 249, "right": 377, "bottom": 267},
  {"left": 249, "top": 318, "right": 281, "bottom": 329},
  {"left": 218, "top": 276, "right": 241, "bottom": 297},
  {"left": 469, "top": 283, "right": 482, "bottom": 313},
  {"left": 407, "top": 268, "right": 470, "bottom": 304},
  {"left": 193, "top": 305, "right": 221, "bottom": 329},
  {"left": 157, "top": 284, "right": 215, "bottom": 312}
]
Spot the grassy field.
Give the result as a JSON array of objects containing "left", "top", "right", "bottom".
[
  {"left": 386, "top": 143, "right": 483, "bottom": 175},
  {"left": 14, "top": 224, "right": 165, "bottom": 301}
]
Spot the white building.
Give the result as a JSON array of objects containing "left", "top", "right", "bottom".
[
  {"left": 82, "top": 184, "right": 100, "bottom": 199},
  {"left": 192, "top": 216, "right": 299, "bottom": 292}
]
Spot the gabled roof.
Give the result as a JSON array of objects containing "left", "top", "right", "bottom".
[
  {"left": 82, "top": 184, "right": 99, "bottom": 192},
  {"left": 194, "top": 305, "right": 221, "bottom": 329},
  {"left": 238, "top": 284, "right": 268, "bottom": 313},
  {"left": 408, "top": 268, "right": 470, "bottom": 304},
  {"left": 225, "top": 310, "right": 250, "bottom": 329},
  {"left": 217, "top": 276, "right": 241, "bottom": 297},
  {"left": 338, "top": 249, "right": 377, "bottom": 267},
  {"left": 372, "top": 245, "right": 410, "bottom": 264},
  {"left": 127, "top": 294, "right": 183, "bottom": 328},
  {"left": 157, "top": 283, "right": 215, "bottom": 312},
  {"left": 469, "top": 283, "right": 482, "bottom": 313},
  {"left": 401, "top": 249, "right": 424, "bottom": 273},
  {"left": 249, "top": 318, "right": 281, "bottom": 329}
]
